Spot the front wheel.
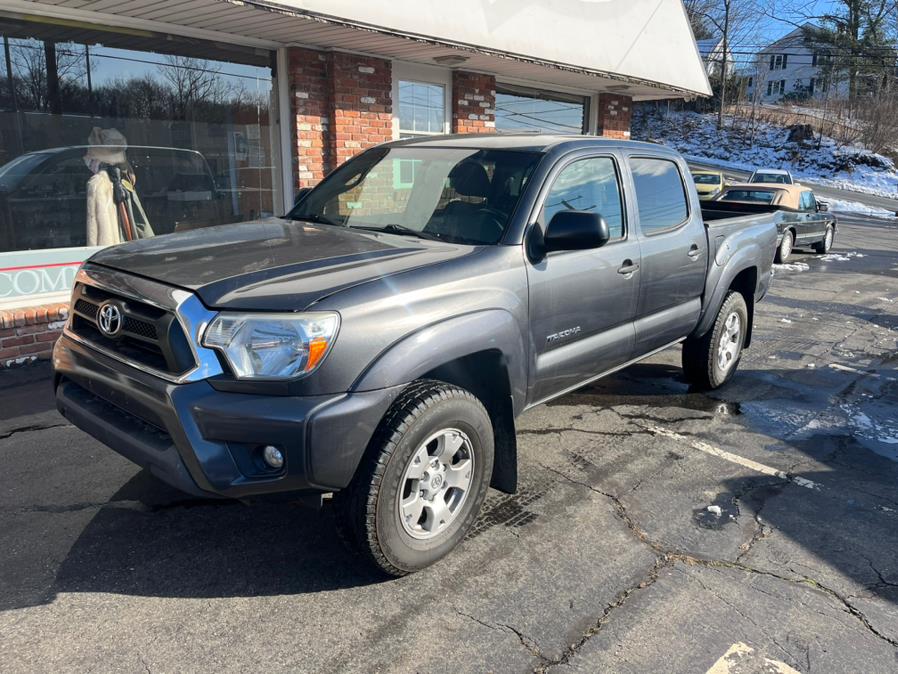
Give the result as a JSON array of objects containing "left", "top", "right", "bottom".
[
  {"left": 774, "top": 229, "right": 794, "bottom": 263},
  {"left": 682, "top": 291, "right": 749, "bottom": 390},
  {"left": 813, "top": 225, "right": 834, "bottom": 254},
  {"left": 332, "top": 380, "right": 494, "bottom": 576}
]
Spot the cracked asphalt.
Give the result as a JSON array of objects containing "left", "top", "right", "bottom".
[{"left": 2, "top": 211, "right": 898, "bottom": 673}]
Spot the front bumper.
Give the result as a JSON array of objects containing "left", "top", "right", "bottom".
[{"left": 53, "top": 334, "right": 401, "bottom": 498}]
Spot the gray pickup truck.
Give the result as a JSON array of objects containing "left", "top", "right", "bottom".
[{"left": 53, "top": 135, "right": 777, "bottom": 575}]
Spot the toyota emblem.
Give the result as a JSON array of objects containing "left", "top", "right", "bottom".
[{"left": 97, "top": 302, "right": 123, "bottom": 337}]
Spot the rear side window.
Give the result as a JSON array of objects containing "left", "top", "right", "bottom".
[
  {"left": 629, "top": 157, "right": 688, "bottom": 235},
  {"left": 542, "top": 157, "right": 624, "bottom": 239}
]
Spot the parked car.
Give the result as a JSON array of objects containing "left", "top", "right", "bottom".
[
  {"left": 708, "top": 183, "right": 835, "bottom": 262},
  {"left": 0, "top": 146, "right": 225, "bottom": 253},
  {"left": 53, "top": 136, "right": 778, "bottom": 575},
  {"left": 748, "top": 168, "right": 794, "bottom": 185},
  {"left": 690, "top": 169, "right": 726, "bottom": 201}
]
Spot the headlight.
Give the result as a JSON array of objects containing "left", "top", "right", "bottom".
[{"left": 202, "top": 312, "right": 339, "bottom": 380}]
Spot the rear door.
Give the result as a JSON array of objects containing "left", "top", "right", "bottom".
[
  {"left": 626, "top": 155, "right": 708, "bottom": 355},
  {"left": 527, "top": 152, "right": 640, "bottom": 403}
]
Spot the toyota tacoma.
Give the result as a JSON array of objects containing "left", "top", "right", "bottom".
[{"left": 53, "top": 135, "right": 778, "bottom": 575}]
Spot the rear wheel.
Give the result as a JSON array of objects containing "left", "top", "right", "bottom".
[
  {"left": 813, "top": 225, "right": 834, "bottom": 254},
  {"left": 774, "top": 229, "right": 794, "bottom": 263},
  {"left": 682, "top": 291, "right": 748, "bottom": 390},
  {"left": 332, "top": 380, "right": 493, "bottom": 576}
]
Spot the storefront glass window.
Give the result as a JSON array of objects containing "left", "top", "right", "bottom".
[
  {"left": 0, "top": 16, "right": 275, "bottom": 304},
  {"left": 495, "top": 84, "right": 587, "bottom": 134}
]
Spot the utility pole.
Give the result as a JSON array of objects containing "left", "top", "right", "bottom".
[{"left": 717, "top": 0, "right": 731, "bottom": 130}]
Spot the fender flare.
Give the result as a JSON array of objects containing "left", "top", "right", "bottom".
[
  {"left": 351, "top": 309, "right": 528, "bottom": 414},
  {"left": 692, "top": 245, "right": 762, "bottom": 340}
]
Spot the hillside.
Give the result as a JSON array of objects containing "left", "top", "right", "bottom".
[{"left": 632, "top": 108, "right": 898, "bottom": 198}]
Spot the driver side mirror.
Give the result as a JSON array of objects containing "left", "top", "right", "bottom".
[
  {"left": 817, "top": 201, "right": 829, "bottom": 212},
  {"left": 544, "top": 211, "right": 611, "bottom": 253}
]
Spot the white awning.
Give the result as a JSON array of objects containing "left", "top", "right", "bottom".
[{"left": 10, "top": 0, "right": 712, "bottom": 99}]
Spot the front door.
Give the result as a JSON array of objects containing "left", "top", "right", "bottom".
[{"left": 527, "top": 154, "right": 640, "bottom": 404}]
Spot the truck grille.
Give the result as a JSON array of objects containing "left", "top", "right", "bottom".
[{"left": 69, "top": 283, "right": 196, "bottom": 376}]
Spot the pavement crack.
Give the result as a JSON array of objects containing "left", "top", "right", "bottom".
[
  {"left": 0, "top": 422, "right": 71, "bottom": 440},
  {"left": 537, "top": 556, "right": 670, "bottom": 673},
  {"left": 541, "top": 461, "right": 898, "bottom": 651},
  {"left": 518, "top": 427, "right": 648, "bottom": 439},
  {"left": 453, "top": 608, "right": 544, "bottom": 661}
]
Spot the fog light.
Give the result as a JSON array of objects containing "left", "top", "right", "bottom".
[{"left": 262, "top": 445, "right": 284, "bottom": 469}]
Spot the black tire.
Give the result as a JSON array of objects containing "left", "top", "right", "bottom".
[
  {"left": 682, "top": 291, "right": 749, "bottom": 390},
  {"left": 812, "top": 225, "right": 834, "bottom": 254},
  {"left": 774, "top": 229, "right": 794, "bottom": 263},
  {"left": 332, "top": 380, "right": 494, "bottom": 576}
]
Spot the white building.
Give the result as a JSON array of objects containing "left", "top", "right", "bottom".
[
  {"left": 746, "top": 25, "right": 846, "bottom": 103},
  {"left": 696, "top": 37, "right": 734, "bottom": 78}
]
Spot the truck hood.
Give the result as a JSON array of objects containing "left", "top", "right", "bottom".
[{"left": 89, "top": 218, "right": 477, "bottom": 310}]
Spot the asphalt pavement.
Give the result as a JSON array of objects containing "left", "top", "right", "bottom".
[{"left": 1, "top": 213, "right": 897, "bottom": 672}]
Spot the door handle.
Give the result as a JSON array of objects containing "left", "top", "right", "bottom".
[
  {"left": 687, "top": 244, "right": 701, "bottom": 259},
  {"left": 618, "top": 260, "right": 639, "bottom": 275}
]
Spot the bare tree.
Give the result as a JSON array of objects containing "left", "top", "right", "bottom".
[
  {"left": 687, "top": 0, "right": 766, "bottom": 128},
  {"left": 160, "top": 55, "right": 231, "bottom": 117},
  {"left": 8, "top": 39, "right": 87, "bottom": 112}
]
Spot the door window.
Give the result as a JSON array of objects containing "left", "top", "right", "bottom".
[
  {"left": 629, "top": 157, "right": 689, "bottom": 234},
  {"left": 542, "top": 157, "right": 624, "bottom": 239}
]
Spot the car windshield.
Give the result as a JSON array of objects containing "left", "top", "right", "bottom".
[
  {"left": 0, "top": 152, "right": 51, "bottom": 191},
  {"left": 287, "top": 146, "right": 542, "bottom": 245},
  {"left": 719, "top": 189, "right": 778, "bottom": 204},
  {"left": 751, "top": 172, "right": 790, "bottom": 184},
  {"left": 692, "top": 173, "right": 720, "bottom": 185}
]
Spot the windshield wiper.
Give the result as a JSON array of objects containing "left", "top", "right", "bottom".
[{"left": 349, "top": 224, "right": 440, "bottom": 241}]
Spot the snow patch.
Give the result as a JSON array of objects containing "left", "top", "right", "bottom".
[
  {"left": 824, "top": 198, "right": 897, "bottom": 218},
  {"left": 633, "top": 109, "right": 898, "bottom": 199},
  {"left": 821, "top": 251, "right": 865, "bottom": 262},
  {"left": 773, "top": 262, "right": 810, "bottom": 273}
]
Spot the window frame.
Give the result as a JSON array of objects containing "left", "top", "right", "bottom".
[
  {"left": 627, "top": 155, "right": 691, "bottom": 237},
  {"left": 528, "top": 151, "right": 629, "bottom": 251},
  {"left": 391, "top": 62, "right": 452, "bottom": 140}
]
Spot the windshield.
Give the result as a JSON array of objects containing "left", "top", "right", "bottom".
[
  {"left": 719, "top": 189, "right": 777, "bottom": 204},
  {"left": 287, "top": 147, "right": 542, "bottom": 245},
  {"left": 0, "top": 152, "right": 52, "bottom": 191},
  {"left": 692, "top": 173, "right": 720, "bottom": 185},
  {"left": 751, "top": 172, "right": 790, "bottom": 184}
]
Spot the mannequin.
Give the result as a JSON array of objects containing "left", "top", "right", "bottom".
[{"left": 84, "top": 127, "right": 154, "bottom": 246}]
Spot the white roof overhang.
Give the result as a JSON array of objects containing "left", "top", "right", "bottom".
[{"left": 10, "top": 0, "right": 712, "bottom": 100}]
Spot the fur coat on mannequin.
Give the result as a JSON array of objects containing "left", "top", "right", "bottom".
[{"left": 86, "top": 170, "right": 122, "bottom": 247}]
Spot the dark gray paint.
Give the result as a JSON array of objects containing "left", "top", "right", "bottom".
[{"left": 55, "top": 136, "right": 778, "bottom": 498}]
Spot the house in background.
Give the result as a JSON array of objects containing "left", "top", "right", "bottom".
[
  {"left": 696, "top": 37, "right": 734, "bottom": 78},
  {"left": 746, "top": 24, "right": 846, "bottom": 103}
]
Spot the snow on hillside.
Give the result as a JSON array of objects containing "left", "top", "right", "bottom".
[{"left": 632, "top": 108, "right": 898, "bottom": 198}]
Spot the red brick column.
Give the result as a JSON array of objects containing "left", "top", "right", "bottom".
[
  {"left": 288, "top": 49, "right": 392, "bottom": 187},
  {"left": 0, "top": 302, "right": 69, "bottom": 366},
  {"left": 330, "top": 53, "right": 393, "bottom": 168},
  {"left": 596, "top": 94, "right": 632, "bottom": 139},
  {"left": 289, "top": 47, "right": 332, "bottom": 187},
  {"left": 452, "top": 71, "right": 496, "bottom": 133}
]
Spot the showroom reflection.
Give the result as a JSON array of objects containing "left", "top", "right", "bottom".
[{"left": 0, "top": 19, "right": 276, "bottom": 258}]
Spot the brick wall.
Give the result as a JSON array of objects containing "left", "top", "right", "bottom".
[
  {"left": 290, "top": 47, "right": 332, "bottom": 186},
  {"left": 597, "top": 93, "right": 632, "bottom": 139},
  {"left": 289, "top": 48, "right": 392, "bottom": 188},
  {"left": 0, "top": 303, "right": 68, "bottom": 366},
  {"left": 330, "top": 53, "right": 393, "bottom": 168},
  {"left": 452, "top": 71, "right": 496, "bottom": 133}
]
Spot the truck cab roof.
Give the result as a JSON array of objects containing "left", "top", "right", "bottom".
[{"left": 384, "top": 133, "right": 675, "bottom": 156}]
